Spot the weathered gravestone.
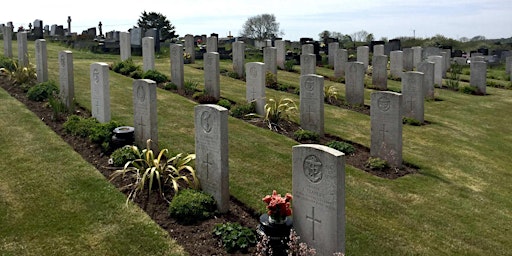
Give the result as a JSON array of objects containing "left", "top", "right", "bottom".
[
  {"left": 264, "top": 47, "right": 277, "bottom": 78},
  {"left": 33, "top": 19, "right": 43, "bottom": 39},
  {"left": 423, "top": 47, "right": 442, "bottom": 59},
  {"left": 185, "top": 34, "right": 195, "bottom": 64},
  {"left": 130, "top": 27, "right": 142, "bottom": 47},
  {"left": 144, "top": 28, "right": 160, "bottom": 52},
  {"left": 301, "top": 54, "right": 316, "bottom": 75},
  {"left": 402, "top": 71, "right": 425, "bottom": 123},
  {"left": 345, "top": 62, "right": 365, "bottom": 105},
  {"left": 427, "top": 55, "right": 443, "bottom": 87},
  {"left": 403, "top": 48, "right": 414, "bottom": 71},
  {"left": 206, "top": 36, "right": 218, "bottom": 53},
  {"left": 441, "top": 51, "right": 450, "bottom": 78},
  {"left": 302, "top": 44, "right": 314, "bottom": 55},
  {"left": 194, "top": 104, "right": 229, "bottom": 213},
  {"left": 35, "top": 39, "right": 48, "bottom": 83},
  {"left": 370, "top": 91, "right": 403, "bottom": 168},
  {"left": 373, "top": 44, "right": 384, "bottom": 56},
  {"left": 204, "top": 52, "right": 220, "bottom": 100},
  {"left": 328, "top": 42, "right": 339, "bottom": 67},
  {"left": 90, "top": 63, "right": 111, "bottom": 123},
  {"left": 372, "top": 55, "right": 388, "bottom": 90},
  {"left": 300, "top": 75, "right": 324, "bottom": 136},
  {"left": 133, "top": 79, "right": 158, "bottom": 150},
  {"left": 292, "top": 144, "right": 345, "bottom": 255},
  {"left": 275, "top": 40, "right": 286, "bottom": 70},
  {"left": 506, "top": 56, "right": 512, "bottom": 75},
  {"left": 59, "top": 50, "right": 74, "bottom": 108},
  {"left": 470, "top": 61, "right": 487, "bottom": 95},
  {"left": 17, "top": 31, "right": 28, "bottom": 67},
  {"left": 142, "top": 37, "right": 155, "bottom": 72},
  {"left": 357, "top": 46, "right": 369, "bottom": 70},
  {"left": 245, "top": 62, "right": 266, "bottom": 115},
  {"left": 119, "top": 32, "right": 131, "bottom": 61},
  {"left": 334, "top": 49, "right": 348, "bottom": 78},
  {"left": 390, "top": 50, "right": 403, "bottom": 78},
  {"left": 232, "top": 41, "right": 245, "bottom": 78},
  {"left": 170, "top": 44, "right": 184, "bottom": 91},
  {"left": 412, "top": 46, "right": 422, "bottom": 69},
  {"left": 417, "top": 61, "right": 435, "bottom": 100},
  {"left": 3, "top": 25, "right": 13, "bottom": 57}
]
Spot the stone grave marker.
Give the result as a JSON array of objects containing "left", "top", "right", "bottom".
[
  {"left": 33, "top": 19, "right": 44, "bottom": 39},
  {"left": 357, "top": 46, "right": 369, "bottom": 70},
  {"left": 470, "top": 61, "right": 487, "bottom": 95},
  {"left": 3, "top": 25, "right": 12, "bottom": 57},
  {"left": 506, "top": 56, "right": 512, "bottom": 75},
  {"left": 412, "top": 46, "right": 422, "bottom": 69},
  {"left": 423, "top": 47, "right": 441, "bottom": 59},
  {"left": 402, "top": 71, "right": 425, "bottom": 123},
  {"left": 417, "top": 61, "right": 435, "bottom": 100},
  {"left": 328, "top": 42, "right": 339, "bottom": 67},
  {"left": 442, "top": 49, "right": 451, "bottom": 73},
  {"left": 403, "top": 48, "right": 414, "bottom": 71},
  {"left": 245, "top": 62, "right": 266, "bottom": 115},
  {"left": 170, "top": 44, "right": 184, "bottom": 91},
  {"left": 264, "top": 47, "right": 277, "bottom": 78},
  {"left": 90, "top": 63, "right": 111, "bottom": 123},
  {"left": 144, "top": 28, "right": 160, "bottom": 52},
  {"left": 204, "top": 52, "right": 220, "bottom": 100},
  {"left": 130, "top": 27, "right": 142, "bottom": 46},
  {"left": 441, "top": 51, "right": 450, "bottom": 78},
  {"left": 142, "top": 37, "right": 155, "bottom": 72},
  {"left": 59, "top": 50, "right": 74, "bottom": 108},
  {"left": 275, "top": 40, "right": 286, "bottom": 70},
  {"left": 390, "top": 50, "right": 403, "bottom": 78},
  {"left": 373, "top": 44, "right": 384, "bottom": 56},
  {"left": 232, "top": 41, "right": 245, "bottom": 78},
  {"left": 427, "top": 55, "right": 443, "bottom": 87},
  {"left": 194, "top": 104, "right": 229, "bottom": 213},
  {"left": 372, "top": 55, "right": 388, "bottom": 90},
  {"left": 302, "top": 44, "right": 314, "bottom": 55},
  {"left": 35, "top": 39, "right": 48, "bottom": 83},
  {"left": 185, "top": 34, "right": 195, "bottom": 64},
  {"left": 345, "top": 62, "right": 365, "bottom": 105},
  {"left": 300, "top": 74, "right": 324, "bottom": 136},
  {"left": 292, "top": 144, "right": 345, "bottom": 255},
  {"left": 206, "top": 36, "right": 218, "bottom": 53},
  {"left": 17, "top": 32, "right": 28, "bottom": 67},
  {"left": 334, "top": 48, "right": 348, "bottom": 78},
  {"left": 301, "top": 53, "right": 316, "bottom": 75},
  {"left": 120, "top": 31, "right": 131, "bottom": 61},
  {"left": 133, "top": 79, "right": 158, "bottom": 150},
  {"left": 370, "top": 91, "right": 403, "bottom": 167}
]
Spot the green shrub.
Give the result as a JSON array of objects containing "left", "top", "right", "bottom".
[
  {"left": 63, "top": 115, "right": 99, "bottom": 137},
  {"left": 0, "top": 56, "right": 17, "bottom": 71},
  {"left": 196, "top": 94, "right": 218, "bottom": 104},
  {"left": 217, "top": 99, "right": 232, "bottom": 110},
  {"left": 129, "top": 69, "right": 143, "bottom": 79},
  {"left": 112, "top": 58, "right": 141, "bottom": 76},
  {"left": 365, "top": 157, "right": 389, "bottom": 171},
  {"left": 89, "top": 120, "right": 123, "bottom": 152},
  {"left": 294, "top": 129, "right": 319, "bottom": 143},
  {"left": 48, "top": 92, "right": 69, "bottom": 121},
  {"left": 446, "top": 63, "right": 462, "bottom": 89},
  {"left": 327, "top": 140, "right": 355, "bottom": 154},
  {"left": 213, "top": 222, "right": 257, "bottom": 253},
  {"left": 142, "top": 69, "right": 169, "bottom": 84},
  {"left": 324, "top": 85, "right": 339, "bottom": 104},
  {"left": 168, "top": 189, "right": 217, "bottom": 224},
  {"left": 184, "top": 80, "right": 199, "bottom": 95},
  {"left": 231, "top": 102, "right": 256, "bottom": 118},
  {"left": 0, "top": 60, "right": 37, "bottom": 88},
  {"left": 164, "top": 82, "right": 177, "bottom": 90},
  {"left": 27, "top": 81, "right": 59, "bottom": 102},
  {"left": 264, "top": 97, "right": 297, "bottom": 130},
  {"left": 459, "top": 85, "right": 477, "bottom": 94},
  {"left": 226, "top": 71, "right": 240, "bottom": 79},
  {"left": 110, "top": 145, "right": 138, "bottom": 167},
  {"left": 265, "top": 71, "right": 277, "bottom": 88},
  {"left": 403, "top": 117, "right": 422, "bottom": 126},
  {"left": 284, "top": 60, "right": 296, "bottom": 72},
  {"left": 277, "top": 83, "right": 289, "bottom": 92}
]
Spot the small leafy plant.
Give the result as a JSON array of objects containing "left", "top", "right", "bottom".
[
  {"left": 168, "top": 189, "right": 217, "bottom": 224},
  {"left": 265, "top": 71, "right": 277, "bottom": 89},
  {"left": 47, "top": 92, "right": 69, "bottom": 121},
  {"left": 142, "top": 69, "right": 169, "bottom": 84},
  {"left": 284, "top": 60, "right": 296, "bottom": 72},
  {"left": 213, "top": 222, "right": 257, "bottom": 253},
  {"left": 403, "top": 117, "right": 422, "bottom": 126},
  {"left": 459, "top": 85, "right": 477, "bottom": 95},
  {"left": 27, "top": 80, "right": 59, "bottom": 102},
  {"left": 365, "top": 157, "right": 389, "bottom": 171},
  {"left": 112, "top": 58, "right": 141, "bottom": 77},
  {"left": 2, "top": 60, "right": 37, "bottom": 88},
  {"left": 63, "top": 115, "right": 122, "bottom": 152},
  {"left": 294, "top": 129, "right": 319, "bottom": 143},
  {"left": 231, "top": 102, "right": 256, "bottom": 119},
  {"left": 164, "top": 82, "right": 177, "bottom": 90},
  {"left": 327, "top": 140, "right": 355, "bottom": 154},
  {"left": 184, "top": 79, "right": 199, "bottom": 95},
  {"left": 446, "top": 62, "right": 462, "bottom": 89},
  {"left": 217, "top": 99, "right": 232, "bottom": 110},
  {"left": 110, "top": 145, "right": 138, "bottom": 167},
  {"left": 264, "top": 97, "right": 297, "bottom": 130},
  {"left": 324, "top": 85, "right": 339, "bottom": 104}
]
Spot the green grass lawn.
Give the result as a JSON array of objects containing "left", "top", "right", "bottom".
[{"left": 2, "top": 40, "right": 512, "bottom": 255}]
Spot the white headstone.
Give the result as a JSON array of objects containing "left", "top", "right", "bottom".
[
  {"left": 328, "top": 42, "right": 339, "bottom": 67},
  {"left": 275, "top": 40, "right": 286, "bottom": 70},
  {"left": 334, "top": 49, "right": 348, "bottom": 79},
  {"left": 402, "top": 71, "right": 425, "bottom": 123},
  {"left": 292, "top": 144, "right": 345, "bottom": 255},
  {"left": 184, "top": 34, "right": 195, "bottom": 64},
  {"left": 194, "top": 104, "right": 230, "bottom": 213},
  {"left": 17, "top": 32, "right": 28, "bottom": 67},
  {"left": 170, "top": 44, "right": 184, "bottom": 91},
  {"left": 142, "top": 37, "right": 155, "bottom": 72},
  {"left": 3, "top": 25, "right": 12, "bottom": 58},
  {"left": 133, "top": 79, "right": 158, "bottom": 150},
  {"left": 204, "top": 52, "right": 220, "bottom": 100},
  {"left": 345, "top": 62, "right": 365, "bottom": 105},
  {"left": 232, "top": 41, "right": 245, "bottom": 78},
  {"left": 120, "top": 32, "right": 131, "bottom": 61},
  {"left": 90, "top": 63, "right": 111, "bottom": 123},
  {"left": 245, "top": 62, "right": 266, "bottom": 115},
  {"left": 412, "top": 46, "right": 422, "bottom": 69},
  {"left": 264, "top": 47, "right": 277, "bottom": 78},
  {"left": 59, "top": 51, "right": 74, "bottom": 109},
  {"left": 373, "top": 44, "right": 384, "bottom": 56},
  {"left": 427, "top": 55, "right": 443, "bottom": 87},
  {"left": 390, "top": 50, "right": 403, "bottom": 78},
  {"left": 35, "top": 39, "right": 48, "bottom": 83},
  {"left": 206, "top": 36, "right": 218, "bottom": 53},
  {"left": 357, "top": 46, "right": 369, "bottom": 70},
  {"left": 301, "top": 54, "right": 316, "bottom": 75},
  {"left": 402, "top": 48, "right": 414, "bottom": 71},
  {"left": 302, "top": 44, "right": 314, "bottom": 55},
  {"left": 470, "top": 61, "right": 487, "bottom": 95},
  {"left": 300, "top": 74, "right": 324, "bottom": 136},
  {"left": 417, "top": 61, "right": 435, "bottom": 100},
  {"left": 372, "top": 55, "right": 388, "bottom": 90}
]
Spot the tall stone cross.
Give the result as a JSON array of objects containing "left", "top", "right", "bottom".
[
  {"left": 67, "top": 16, "right": 72, "bottom": 33},
  {"left": 98, "top": 21, "right": 103, "bottom": 36}
]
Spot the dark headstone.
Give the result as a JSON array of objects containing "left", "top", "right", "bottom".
[
  {"left": 385, "top": 39, "right": 401, "bottom": 55},
  {"left": 477, "top": 48, "right": 489, "bottom": 56},
  {"left": 145, "top": 28, "right": 160, "bottom": 52}
]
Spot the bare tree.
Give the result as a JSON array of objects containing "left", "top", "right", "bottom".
[
  {"left": 240, "top": 14, "right": 283, "bottom": 40},
  {"left": 351, "top": 30, "right": 370, "bottom": 42}
]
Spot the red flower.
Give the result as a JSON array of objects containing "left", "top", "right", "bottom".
[{"left": 262, "top": 190, "right": 293, "bottom": 219}]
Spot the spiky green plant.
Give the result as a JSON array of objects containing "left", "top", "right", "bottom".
[{"left": 264, "top": 97, "right": 297, "bottom": 130}]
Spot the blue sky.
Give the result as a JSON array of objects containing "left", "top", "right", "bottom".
[{"left": 2, "top": 0, "right": 511, "bottom": 41}]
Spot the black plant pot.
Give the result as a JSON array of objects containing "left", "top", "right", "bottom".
[
  {"left": 111, "top": 126, "right": 135, "bottom": 150},
  {"left": 256, "top": 214, "right": 293, "bottom": 256}
]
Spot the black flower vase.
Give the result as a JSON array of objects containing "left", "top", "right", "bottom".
[
  {"left": 111, "top": 126, "right": 135, "bottom": 150},
  {"left": 256, "top": 214, "right": 293, "bottom": 256}
]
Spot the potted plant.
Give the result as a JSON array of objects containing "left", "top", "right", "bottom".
[{"left": 257, "top": 190, "right": 293, "bottom": 255}]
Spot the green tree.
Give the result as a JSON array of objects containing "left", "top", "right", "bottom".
[
  {"left": 137, "top": 11, "right": 178, "bottom": 41},
  {"left": 318, "top": 30, "right": 331, "bottom": 43},
  {"left": 240, "top": 13, "right": 283, "bottom": 40}
]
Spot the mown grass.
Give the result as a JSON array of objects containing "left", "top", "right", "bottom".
[
  {"left": 2, "top": 40, "right": 512, "bottom": 255},
  {"left": 0, "top": 86, "right": 185, "bottom": 255}
]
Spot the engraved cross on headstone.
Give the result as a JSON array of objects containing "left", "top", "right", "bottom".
[
  {"left": 406, "top": 97, "right": 415, "bottom": 112},
  {"left": 306, "top": 206, "right": 322, "bottom": 240},
  {"left": 202, "top": 153, "right": 213, "bottom": 180},
  {"left": 379, "top": 123, "right": 389, "bottom": 141},
  {"left": 135, "top": 115, "right": 146, "bottom": 141}
]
